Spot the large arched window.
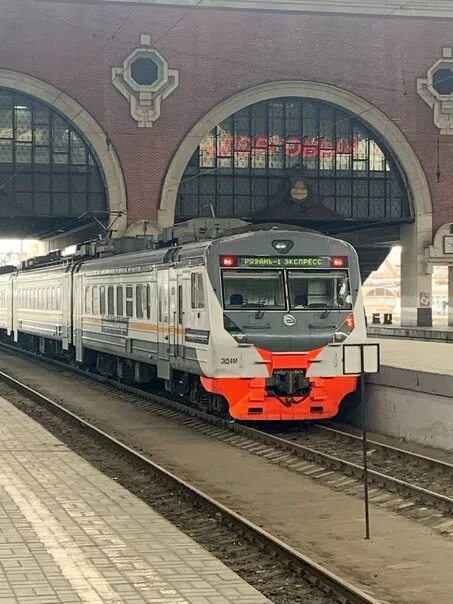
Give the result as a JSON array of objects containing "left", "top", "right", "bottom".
[
  {"left": 176, "top": 97, "right": 411, "bottom": 225},
  {"left": 0, "top": 88, "right": 106, "bottom": 222}
]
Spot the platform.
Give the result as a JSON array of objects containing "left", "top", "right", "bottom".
[
  {"left": 0, "top": 396, "right": 270, "bottom": 604},
  {"left": 372, "top": 337, "right": 453, "bottom": 375},
  {"left": 361, "top": 337, "right": 453, "bottom": 451},
  {"left": 368, "top": 324, "right": 453, "bottom": 342}
]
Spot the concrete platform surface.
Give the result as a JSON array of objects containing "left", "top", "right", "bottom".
[
  {"left": 361, "top": 338, "right": 453, "bottom": 450},
  {"left": 368, "top": 325, "right": 453, "bottom": 343},
  {"left": 0, "top": 396, "right": 270, "bottom": 604},
  {"left": 371, "top": 337, "right": 453, "bottom": 375}
]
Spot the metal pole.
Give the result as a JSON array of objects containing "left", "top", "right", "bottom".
[{"left": 360, "top": 345, "right": 370, "bottom": 539}]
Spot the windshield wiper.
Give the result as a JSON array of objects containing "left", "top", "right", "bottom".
[{"left": 255, "top": 302, "right": 266, "bottom": 319}]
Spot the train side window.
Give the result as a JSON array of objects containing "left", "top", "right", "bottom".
[
  {"left": 92, "top": 286, "right": 99, "bottom": 315},
  {"left": 191, "top": 273, "right": 205, "bottom": 309},
  {"left": 116, "top": 286, "right": 124, "bottom": 317},
  {"left": 99, "top": 286, "right": 106, "bottom": 316},
  {"left": 136, "top": 285, "right": 143, "bottom": 319},
  {"left": 56, "top": 286, "right": 61, "bottom": 310},
  {"left": 107, "top": 286, "right": 114, "bottom": 316},
  {"left": 85, "top": 286, "right": 91, "bottom": 314},
  {"left": 52, "top": 287, "right": 56, "bottom": 311},
  {"left": 126, "top": 286, "right": 133, "bottom": 318}
]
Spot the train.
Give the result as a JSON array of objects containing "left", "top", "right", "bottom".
[{"left": 0, "top": 221, "right": 378, "bottom": 421}]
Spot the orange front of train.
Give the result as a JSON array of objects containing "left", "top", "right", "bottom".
[{"left": 197, "top": 226, "right": 366, "bottom": 421}]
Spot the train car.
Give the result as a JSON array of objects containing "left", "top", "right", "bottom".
[
  {"left": 12, "top": 263, "right": 73, "bottom": 353},
  {"left": 71, "top": 225, "right": 373, "bottom": 421},
  {"left": 0, "top": 224, "right": 377, "bottom": 421},
  {"left": 0, "top": 268, "right": 14, "bottom": 336},
  {"left": 72, "top": 241, "right": 211, "bottom": 384}
]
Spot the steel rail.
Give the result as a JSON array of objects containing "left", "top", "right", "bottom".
[
  {"left": 0, "top": 367, "right": 382, "bottom": 604},
  {"left": 314, "top": 423, "right": 453, "bottom": 471},
  {"left": 0, "top": 342, "right": 452, "bottom": 515}
]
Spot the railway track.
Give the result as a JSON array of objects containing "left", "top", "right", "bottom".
[
  {"left": 0, "top": 367, "right": 382, "bottom": 604},
  {"left": 1, "top": 342, "right": 453, "bottom": 536},
  {"left": 267, "top": 423, "right": 453, "bottom": 516}
]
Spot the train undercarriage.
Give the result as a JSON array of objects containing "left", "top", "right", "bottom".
[{"left": 0, "top": 331, "right": 357, "bottom": 422}]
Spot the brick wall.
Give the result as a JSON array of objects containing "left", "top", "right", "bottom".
[{"left": 2, "top": 0, "right": 452, "bottom": 234}]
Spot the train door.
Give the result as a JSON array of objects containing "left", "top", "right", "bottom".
[
  {"left": 175, "top": 272, "right": 186, "bottom": 358},
  {"left": 157, "top": 269, "right": 170, "bottom": 378},
  {"left": 73, "top": 273, "right": 84, "bottom": 362},
  {"left": 62, "top": 272, "right": 71, "bottom": 350},
  {"left": 12, "top": 276, "right": 18, "bottom": 342},
  {"left": 7, "top": 273, "right": 13, "bottom": 336}
]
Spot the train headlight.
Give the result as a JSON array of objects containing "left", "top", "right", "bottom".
[
  {"left": 345, "top": 314, "right": 355, "bottom": 329},
  {"left": 331, "top": 256, "right": 347, "bottom": 267},
  {"left": 334, "top": 332, "right": 347, "bottom": 342},
  {"left": 220, "top": 255, "right": 237, "bottom": 267},
  {"left": 272, "top": 240, "right": 294, "bottom": 254},
  {"left": 233, "top": 333, "right": 248, "bottom": 343}
]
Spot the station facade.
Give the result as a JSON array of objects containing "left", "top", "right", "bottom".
[{"left": 1, "top": 0, "right": 453, "bottom": 326}]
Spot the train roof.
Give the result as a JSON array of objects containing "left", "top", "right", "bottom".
[
  {"left": 77, "top": 226, "right": 354, "bottom": 273},
  {"left": 8, "top": 224, "right": 355, "bottom": 276}
]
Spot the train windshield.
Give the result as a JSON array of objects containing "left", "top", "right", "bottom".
[
  {"left": 223, "top": 270, "right": 286, "bottom": 309},
  {"left": 288, "top": 270, "right": 352, "bottom": 310}
]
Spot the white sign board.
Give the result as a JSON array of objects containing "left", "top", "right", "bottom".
[{"left": 343, "top": 343, "right": 380, "bottom": 375}]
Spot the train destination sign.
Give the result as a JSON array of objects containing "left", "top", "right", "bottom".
[{"left": 237, "top": 256, "right": 345, "bottom": 268}]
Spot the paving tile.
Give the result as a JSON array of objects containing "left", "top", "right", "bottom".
[{"left": 0, "top": 396, "right": 270, "bottom": 604}]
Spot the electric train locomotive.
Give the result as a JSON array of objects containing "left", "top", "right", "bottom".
[{"left": 0, "top": 223, "right": 376, "bottom": 421}]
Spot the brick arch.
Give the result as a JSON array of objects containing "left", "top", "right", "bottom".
[
  {"left": 159, "top": 80, "right": 431, "bottom": 228},
  {"left": 0, "top": 70, "right": 127, "bottom": 236}
]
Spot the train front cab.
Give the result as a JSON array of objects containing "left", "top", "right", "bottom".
[{"left": 201, "top": 231, "right": 366, "bottom": 421}]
